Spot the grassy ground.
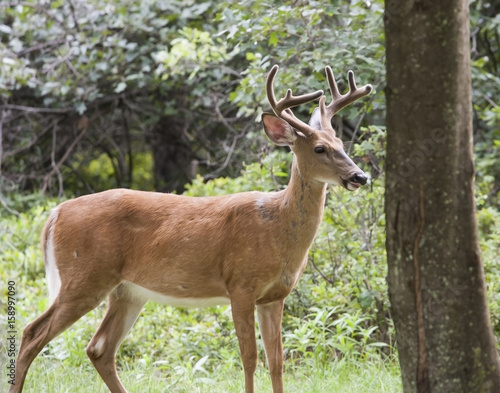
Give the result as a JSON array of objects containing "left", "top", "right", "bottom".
[{"left": 10, "top": 356, "right": 402, "bottom": 393}]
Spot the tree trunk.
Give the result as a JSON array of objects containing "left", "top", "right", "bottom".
[
  {"left": 384, "top": 1, "right": 500, "bottom": 392},
  {"left": 151, "top": 115, "right": 195, "bottom": 194}
]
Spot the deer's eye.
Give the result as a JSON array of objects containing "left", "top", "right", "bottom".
[{"left": 314, "top": 146, "right": 325, "bottom": 154}]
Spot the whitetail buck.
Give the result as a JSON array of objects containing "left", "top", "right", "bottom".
[{"left": 11, "top": 65, "right": 371, "bottom": 393}]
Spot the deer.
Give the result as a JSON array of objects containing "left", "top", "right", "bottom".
[{"left": 10, "top": 65, "right": 372, "bottom": 393}]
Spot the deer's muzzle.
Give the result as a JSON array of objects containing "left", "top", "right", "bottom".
[{"left": 343, "top": 173, "right": 368, "bottom": 191}]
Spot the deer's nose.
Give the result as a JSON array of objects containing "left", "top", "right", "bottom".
[{"left": 350, "top": 173, "right": 368, "bottom": 186}]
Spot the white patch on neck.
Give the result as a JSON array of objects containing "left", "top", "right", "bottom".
[{"left": 255, "top": 198, "right": 265, "bottom": 208}]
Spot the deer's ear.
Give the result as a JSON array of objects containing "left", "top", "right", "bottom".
[
  {"left": 308, "top": 107, "right": 322, "bottom": 131},
  {"left": 262, "top": 113, "right": 297, "bottom": 146}
]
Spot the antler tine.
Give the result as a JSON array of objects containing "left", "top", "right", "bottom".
[
  {"left": 321, "top": 66, "right": 372, "bottom": 127},
  {"left": 266, "top": 65, "right": 323, "bottom": 136}
]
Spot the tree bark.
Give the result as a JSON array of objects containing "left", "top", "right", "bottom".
[
  {"left": 384, "top": 1, "right": 500, "bottom": 392},
  {"left": 151, "top": 115, "right": 195, "bottom": 194}
]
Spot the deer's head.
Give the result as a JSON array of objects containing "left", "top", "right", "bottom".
[{"left": 262, "top": 65, "right": 372, "bottom": 191}]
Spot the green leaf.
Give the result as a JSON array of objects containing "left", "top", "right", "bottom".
[
  {"left": 268, "top": 31, "right": 279, "bottom": 47},
  {"left": 359, "top": 291, "right": 374, "bottom": 309},
  {"left": 74, "top": 102, "right": 87, "bottom": 115},
  {"left": 0, "top": 24, "right": 13, "bottom": 34},
  {"left": 114, "top": 82, "right": 127, "bottom": 93}
]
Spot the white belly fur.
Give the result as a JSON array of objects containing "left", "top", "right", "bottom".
[{"left": 124, "top": 282, "right": 231, "bottom": 308}]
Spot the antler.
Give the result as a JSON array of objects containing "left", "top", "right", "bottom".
[
  {"left": 319, "top": 66, "right": 372, "bottom": 130},
  {"left": 266, "top": 65, "right": 323, "bottom": 137}
]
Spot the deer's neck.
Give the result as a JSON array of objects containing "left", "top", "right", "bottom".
[{"left": 280, "top": 155, "right": 327, "bottom": 245}]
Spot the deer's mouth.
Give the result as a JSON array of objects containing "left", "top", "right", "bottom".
[
  {"left": 342, "top": 179, "right": 362, "bottom": 191},
  {"left": 342, "top": 173, "right": 367, "bottom": 191}
]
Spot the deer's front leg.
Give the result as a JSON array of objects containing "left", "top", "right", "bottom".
[
  {"left": 231, "top": 295, "right": 257, "bottom": 393},
  {"left": 257, "top": 300, "right": 285, "bottom": 393}
]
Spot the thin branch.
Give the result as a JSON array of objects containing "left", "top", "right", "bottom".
[
  {"left": 3, "top": 121, "right": 54, "bottom": 158},
  {"left": 46, "top": 120, "right": 63, "bottom": 197},
  {"left": 0, "top": 193, "right": 20, "bottom": 216},
  {"left": 482, "top": 93, "right": 498, "bottom": 108},
  {"left": 42, "top": 47, "right": 74, "bottom": 75},
  {"left": 308, "top": 253, "right": 335, "bottom": 285},
  {"left": 203, "top": 100, "right": 250, "bottom": 177},
  {"left": 0, "top": 104, "right": 74, "bottom": 114},
  {"left": 41, "top": 121, "right": 87, "bottom": 195},
  {"left": 67, "top": 0, "right": 81, "bottom": 32},
  {"left": 17, "top": 38, "right": 66, "bottom": 56},
  {"left": 63, "top": 56, "right": 80, "bottom": 78}
]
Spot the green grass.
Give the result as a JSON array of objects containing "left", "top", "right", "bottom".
[{"left": 15, "top": 356, "right": 402, "bottom": 393}]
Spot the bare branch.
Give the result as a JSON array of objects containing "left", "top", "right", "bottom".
[
  {"left": 41, "top": 120, "right": 88, "bottom": 195},
  {"left": 3, "top": 122, "right": 54, "bottom": 158},
  {"left": 17, "top": 38, "right": 66, "bottom": 56},
  {"left": 0, "top": 193, "right": 20, "bottom": 216},
  {"left": 0, "top": 104, "right": 73, "bottom": 114}
]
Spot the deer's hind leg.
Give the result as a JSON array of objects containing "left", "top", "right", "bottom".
[
  {"left": 10, "top": 282, "right": 114, "bottom": 393},
  {"left": 86, "top": 283, "right": 146, "bottom": 393}
]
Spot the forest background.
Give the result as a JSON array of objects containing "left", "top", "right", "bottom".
[{"left": 0, "top": 1, "right": 499, "bottom": 391}]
